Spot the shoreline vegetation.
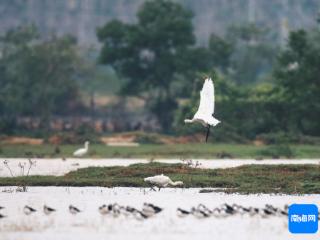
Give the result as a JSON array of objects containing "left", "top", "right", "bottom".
[
  {"left": 0, "top": 163, "right": 319, "bottom": 194},
  {"left": 0, "top": 143, "right": 319, "bottom": 159}
]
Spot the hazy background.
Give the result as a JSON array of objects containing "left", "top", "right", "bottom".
[
  {"left": 1, "top": 0, "right": 319, "bottom": 46},
  {"left": 0, "top": 0, "right": 319, "bottom": 145}
]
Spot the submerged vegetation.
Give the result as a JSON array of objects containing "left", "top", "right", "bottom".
[{"left": 0, "top": 163, "right": 319, "bottom": 194}]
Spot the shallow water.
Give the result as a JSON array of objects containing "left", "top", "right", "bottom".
[
  {"left": 0, "top": 158, "right": 319, "bottom": 177},
  {"left": 0, "top": 187, "right": 319, "bottom": 240}
]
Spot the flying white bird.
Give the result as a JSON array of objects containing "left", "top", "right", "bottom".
[
  {"left": 184, "top": 77, "right": 220, "bottom": 142},
  {"left": 144, "top": 174, "right": 183, "bottom": 191},
  {"left": 73, "top": 141, "right": 89, "bottom": 157}
]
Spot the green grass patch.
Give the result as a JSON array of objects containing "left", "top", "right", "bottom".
[
  {"left": 0, "top": 143, "right": 320, "bottom": 158},
  {"left": 1, "top": 163, "right": 320, "bottom": 194}
]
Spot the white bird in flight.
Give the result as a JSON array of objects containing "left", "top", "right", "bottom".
[
  {"left": 144, "top": 174, "right": 183, "bottom": 191},
  {"left": 73, "top": 141, "right": 89, "bottom": 157},
  {"left": 184, "top": 77, "right": 220, "bottom": 142}
]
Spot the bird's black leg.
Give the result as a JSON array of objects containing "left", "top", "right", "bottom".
[
  {"left": 205, "top": 125, "right": 211, "bottom": 143},
  {"left": 150, "top": 186, "right": 156, "bottom": 191}
]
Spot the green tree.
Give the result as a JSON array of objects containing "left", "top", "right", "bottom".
[
  {"left": 208, "top": 34, "right": 233, "bottom": 73},
  {"left": 0, "top": 26, "right": 81, "bottom": 130},
  {"left": 226, "top": 24, "right": 278, "bottom": 84},
  {"left": 274, "top": 29, "right": 320, "bottom": 135},
  {"left": 97, "top": 0, "right": 210, "bottom": 131}
]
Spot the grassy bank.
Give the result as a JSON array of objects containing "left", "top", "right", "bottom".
[
  {"left": 0, "top": 143, "right": 320, "bottom": 159},
  {"left": 1, "top": 163, "right": 319, "bottom": 194}
]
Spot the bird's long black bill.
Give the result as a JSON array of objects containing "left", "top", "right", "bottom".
[{"left": 205, "top": 125, "right": 211, "bottom": 143}]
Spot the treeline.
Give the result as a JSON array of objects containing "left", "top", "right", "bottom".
[
  {"left": 97, "top": 0, "right": 320, "bottom": 142},
  {"left": 0, "top": 26, "right": 86, "bottom": 132},
  {"left": 0, "top": 0, "right": 319, "bottom": 143},
  {"left": 176, "top": 28, "right": 320, "bottom": 142}
]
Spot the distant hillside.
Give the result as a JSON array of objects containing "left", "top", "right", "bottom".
[{"left": 0, "top": 0, "right": 319, "bottom": 46}]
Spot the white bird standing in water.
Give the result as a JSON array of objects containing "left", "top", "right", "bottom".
[
  {"left": 73, "top": 141, "right": 89, "bottom": 157},
  {"left": 184, "top": 77, "right": 220, "bottom": 142},
  {"left": 144, "top": 174, "right": 183, "bottom": 191}
]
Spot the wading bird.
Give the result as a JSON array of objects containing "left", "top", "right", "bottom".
[
  {"left": 24, "top": 205, "right": 36, "bottom": 215},
  {"left": 144, "top": 174, "right": 183, "bottom": 191},
  {"left": 191, "top": 207, "right": 210, "bottom": 218},
  {"left": 73, "top": 141, "right": 89, "bottom": 157},
  {"left": 69, "top": 205, "right": 81, "bottom": 215},
  {"left": 98, "top": 204, "right": 109, "bottom": 215},
  {"left": 43, "top": 205, "right": 56, "bottom": 215},
  {"left": 132, "top": 209, "right": 149, "bottom": 220},
  {"left": 142, "top": 203, "right": 163, "bottom": 217},
  {"left": 176, "top": 208, "right": 191, "bottom": 217},
  {"left": 184, "top": 77, "right": 220, "bottom": 142}
]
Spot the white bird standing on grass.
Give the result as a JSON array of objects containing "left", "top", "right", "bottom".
[
  {"left": 73, "top": 141, "right": 89, "bottom": 157},
  {"left": 144, "top": 174, "right": 183, "bottom": 191},
  {"left": 184, "top": 77, "right": 220, "bottom": 142}
]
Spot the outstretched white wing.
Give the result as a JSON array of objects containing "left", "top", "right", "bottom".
[{"left": 194, "top": 78, "right": 214, "bottom": 120}]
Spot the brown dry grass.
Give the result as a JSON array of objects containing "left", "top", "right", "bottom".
[{"left": 1, "top": 137, "right": 43, "bottom": 145}]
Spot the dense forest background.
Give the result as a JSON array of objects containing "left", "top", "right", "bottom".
[{"left": 0, "top": 0, "right": 319, "bottom": 144}]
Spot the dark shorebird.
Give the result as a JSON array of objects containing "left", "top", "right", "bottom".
[
  {"left": 24, "top": 205, "right": 37, "bottom": 215},
  {"left": 238, "top": 206, "right": 251, "bottom": 214},
  {"left": 191, "top": 207, "right": 210, "bottom": 218},
  {"left": 265, "top": 204, "right": 278, "bottom": 212},
  {"left": 111, "top": 204, "right": 121, "bottom": 217},
  {"left": 142, "top": 203, "right": 163, "bottom": 216},
  {"left": 197, "top": 204, "right": 213, "bottom": 215},
  {"left": 211, "top": 207, "right": 222, "bottom": 217},
  {"left": 222, "top": 203, "right": 236, "bottom": 215},
  {"left": 249, "top": 207, "right": 260, "bottom": 216},
  {"left": 132, "top": 209, "right": 149, "bottom": 220},
  {"left": 176, "top": 208, "right": 191, "bottom": 217},
  {"left": 261, "top": 208, "right": 274, "bottom": 217},
  {"left": 43, "top": 205, "right": 56, "bottom": 215},
  {"left": 124, "top": 206, "right": 137, "bottom": 214},
  {"left": 279, "top": 209, "right": 288, "bottom": 216},
  {"left": 69, "top": 205, "right": 81, "bottom": 215},
  {"left": 98, "top": 204, "right": 109, "bottom": 215},
  {"left": 104, "top": 203, "right": 121, "bottom": 217},
  {"left": 118, "top": 206, "right": 130, "bottom": 216},
  {"left": 98, "top": 203, "right": 121, "bottom": 217},
  {"left": 119, "top": 206, "right": 139, "bottom": 217},
  {"left": 265, "top": 204, "right": 289, "bottom": 217},
  {"left": 0, "top": 213, "right": 6, "bottom": 219}
]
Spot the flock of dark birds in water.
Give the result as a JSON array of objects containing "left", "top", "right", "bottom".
[
  {"left": 1, "top": 203, "right": 308, "bottom": 220},
  {"left": 0, "top": 203, "right": 162, "bottom": 220},
  {"left": 177, "top": 203, "right": 289, "bottom": 218}
]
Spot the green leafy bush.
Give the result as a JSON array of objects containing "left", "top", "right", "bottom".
[{"left": 258, "top": 144, "right": 295, "bottom": 158}]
